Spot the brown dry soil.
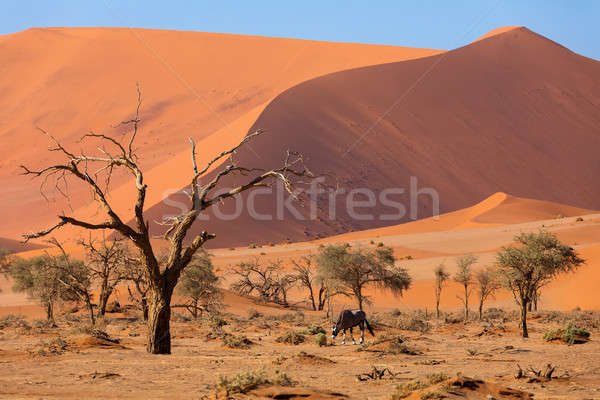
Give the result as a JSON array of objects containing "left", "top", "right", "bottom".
[{"left": 0, "top": 310, "right": 599, "bottom": 399}]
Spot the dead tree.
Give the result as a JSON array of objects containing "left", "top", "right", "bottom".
[
  {"left": 231, "top": 258, "right": 295, "bottom": 307},
  {"left": 21, "top": 87, "right": 314, "bottom": 354},
  {"left": 291, "top": 255, "right": 327, "bottom": 311},
  {"left": 79, "top": 234, "right": 129, "bottom": 317}
]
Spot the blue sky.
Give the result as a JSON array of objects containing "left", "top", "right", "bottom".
[{"left": 3, "top": 1, "right": 599, "bottom": 60}]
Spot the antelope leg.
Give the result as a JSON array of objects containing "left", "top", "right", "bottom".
[
  {"left": 350, "top": 327, "right": 356, "bottom": 345},
  {"left": 341, "top": 329, "right": 346, "bottom": 345},
  {"left": 360, "top": 321, "right": 365, "bottom": 344}
]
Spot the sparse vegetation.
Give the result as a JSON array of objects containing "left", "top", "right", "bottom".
[
  {"left": 276, "top": 331, "right": 306, "bottom": 345},
  {"left": 291, "top": 255, "right": 331, "bottom": 311},
  {"left": 316, "top": 243, "right": 411, "bottom": 309},
  {"left": 475, "top": 266, "right": 501, "bottom": 320},
  {"left": 216, "top": 368, "right": 295, "bottom": 396},
  {"left": 175, "top": 251, "right": 222, "bottom": 319},
  {"left": 314, "top": 333, "right": 327, "bottom": 346},
  {"left": 221, "top": 333, "right": 253, "bottom": 349},
  {"left": 434, "top": 264, "right": 450, "bottom": 318},
  {"left": 454, "top": 254, "right": 477, "bottom": 322},
  {"left": 496, "top": 231, "right": 584, "bottom": 337},
  {"left": 544, "top": 322, "right": 590, "bottom": 344}
]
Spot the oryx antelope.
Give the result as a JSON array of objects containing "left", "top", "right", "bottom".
[{"left": 331, "top": 309, "right": 374, "bottom": 345}]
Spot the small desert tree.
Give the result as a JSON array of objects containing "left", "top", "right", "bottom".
[
  {"left": 475, "top": 266, "right": 501, "bottom": 320},
  {"left": 9, "top": 255, "right": 77, "bottom": 325},
  {"left": 20, "top": 87, "right": 314, "bottom": 353},
  {"left": 175, "top": 251, "right": 222, "bottom": 319},
  {"left": 0, "top": 247, "right": 11, "bottom": 275},
  {"left": 496, "top": 231, "right": 584, "bottom": 337},
  {"left": 79, "top": 234, "right": 130, "bottom": 317},
  {"left": 291, "top": 255, "right": 329, "bottom": 311},
  {"left": 45, "top": 239, "right": 96, "bottom": 325},
  {"left": 454, "top": 254, "right": 477, "bottom": 321},
  {"left": 433, "top": 263, "right": 450, "bottom": 318},
  {"left": 316, "top": 244, "right": 411, "bottom": 310},
  {"left": 231, "top": 258, "right": 295, "bottom": 306}
]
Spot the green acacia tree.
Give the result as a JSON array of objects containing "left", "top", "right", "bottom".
[
  {"left": 9, "top": 255, "right": 77, "bottom": 325},
  {"left": 175, "top": 251, "right": 222, "bottom": 319},
  {"left": 316, "top": 244, "right": 411, "bottom": 310},
  {"left": 496, "top": 231, "right": 584, "bottom": 337}
]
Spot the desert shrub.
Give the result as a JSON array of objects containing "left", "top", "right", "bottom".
[
  {"left": 302, "top": 325, "right": 326, "bottom": 335},
  {"left": 392, "top": 380, "right": 429, "bottom": 399},
  {"left": 217, "top": 368, "right": 295, "bottom": 396},
  {"left": 31, "top": 318, "right": 55, "bottom": 330},
  {"left": 392, "top": 374, "right": 449, "bottom": 400},
  {"left": 420, "top": 392, "right": 445, "bottom": 400},
  {"left": 314, "top": 333, "right": 327, "bottom": 347},
  {"left": 265, "top": 311, "right": 305, "bottom": 324},
  {"left": 270, "top": 370, "right": 296, "bottom": 386},
  {"left": 172, "top": 312, "right": 192, "bottom": 322},
  {"left": 544, "top": 322, "right": 591, "bottom": 345},
  {"left": 389, "top": 308, "right": 402, "bottom": 317},
  {"left": 483, "top": 307, "right": 506, "bottom": 320},
  {"left": 427, "top": 372, "right": 450, "bottom": 384},
  {"left": 203, "top": 312, "right": 228, "bottom": 328},
  {"left": 217, "top": 369, "right": 267, "bottom": 396},
  {"left": 576, "top": 216, "right": 584, "bottom": 222},
  {"left": 221, "top": 333, "right": 253, "bottom": 349},
  {"left": 276, "top": 331, "right": 305, "bottom": 345},
  {"left": 0, "top": 315, "right": 30, "bottom": 330},
  {"left": 247, "top": 308, "right": 263, "bottom": 320},
  {"left": 396, "top": 314, "right": 431, "bottom": 333},
  {"left": 33, "top": 336, "right": 68, "bottom": 356}
]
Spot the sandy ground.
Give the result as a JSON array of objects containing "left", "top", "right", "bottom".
[{"left": 0, "top": 310, "right": 599, "bottom": 399}]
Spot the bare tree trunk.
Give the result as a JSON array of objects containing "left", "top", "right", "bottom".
[
  {"left": 146, "top": 283, "right": 174, "bottom": 354},
  {"left": 141, "top": 297, "right": 149, "bottom": 321},
  {"left": 307, "top": 285, "right": 316, "bottom": 311},
  {"left": 97, "top": 278, "right": 111, "bottom": 317},
  {"left": 318, "top": 286, "right": 326, "bottom": 311},
  {"left": 479, "top": 298, "right": 484, "bottom": 320},
  {"left": 192, "top": 299, "right": 198, "bottom": 320},
  {"left": 463, "top": 284, "right": 469, "bottom": 321},
  {"left": 435, "top": 292, "right": 441, "bottom": 318},
  {"left": 45, "top": 301, "right": 55, "bottom": 325},
  {"left": 84, "top": 293, "right": 95, "bottom": 326},
  {"left": 520, "top": 298, "right": 529, "bottom": 338}
]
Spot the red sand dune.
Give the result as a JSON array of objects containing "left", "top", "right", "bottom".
[
  {"left": 0, "top": 27, "right": 441, "bottom": 241},
  {"left": 0, "top": 237, "right": 45, "bottom": 253},
  {"left": 325, "top": 192, "right": 597, "bottom": 241},
  {"left": 148, "top": 27, "right": 600, "bottom": 248}
]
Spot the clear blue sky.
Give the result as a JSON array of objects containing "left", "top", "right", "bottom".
[{"left": 3, "top": 0, "right": 599, "bottom": 60}]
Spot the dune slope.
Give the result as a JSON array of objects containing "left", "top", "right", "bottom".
[
  {"left": 0, "top": 27, "right": 441, "bottom": 239},
  {"left": 146, "top": 27, "right": 600, "bottom": 248}
]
